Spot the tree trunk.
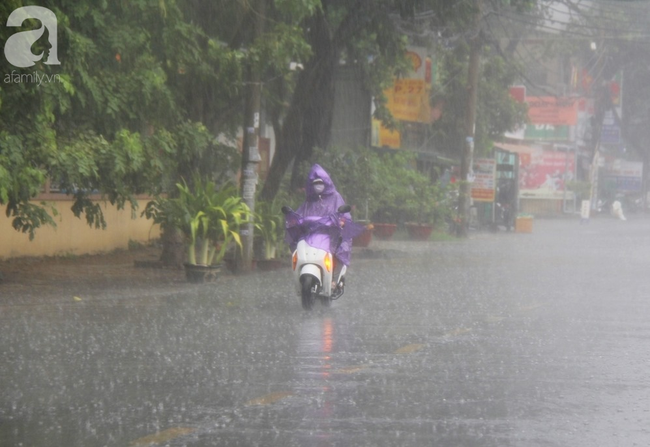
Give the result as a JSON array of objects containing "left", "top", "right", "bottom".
[
  {"left": 159, "top": 226, "right": 185, "bottom": 268},
  {"left": 457, "top": 1, "right": 482, "bottom": 238},
  {"left": 260, "top": 11, "right": 338, "bottom": 201}
]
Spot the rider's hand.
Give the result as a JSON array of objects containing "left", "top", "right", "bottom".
[{"left": 339, "top": 218, "right": 345, "bottom": 227}]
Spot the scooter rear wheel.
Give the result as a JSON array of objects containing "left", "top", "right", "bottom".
[{"left": 301, "top": 275, "right": 316, "bottom": 310}]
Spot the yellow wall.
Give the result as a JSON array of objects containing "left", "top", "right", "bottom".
[{"left": 0, "top": 199, "right": 160, "bottom": 259}]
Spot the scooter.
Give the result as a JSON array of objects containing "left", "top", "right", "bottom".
[
  {"left": 282, "top": 205, "right": 364, "bottom": 310},
  {"left": 495, "top": 201, "right": 513, "bottom": 231}
]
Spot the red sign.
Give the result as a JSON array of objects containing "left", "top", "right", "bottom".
[
  {"left": 519, "top": 149, "right": 576, "bottom": 199},
  {"left": 509, "top": 85, "right": 526, "bottom": 103},
  {"left": 527, "top": 97, "right": 578, "bottom": 126}
]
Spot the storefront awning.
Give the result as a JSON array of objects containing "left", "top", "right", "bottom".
[{"left": 493, "top": 142, "right": 534, "bottom": 155}]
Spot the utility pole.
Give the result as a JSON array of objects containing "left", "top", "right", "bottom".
[
  {"left": 588, "top": 83, "right": 606, "bottom": 211},
  {"left": 588, "top": 32, "right": 606, "bottom": 214},
  {"left": 457, "top": 0, "right": 482, "bottom": 237},
  {"left": 239, "top": 0, "right": 265, "bottom": 273}
]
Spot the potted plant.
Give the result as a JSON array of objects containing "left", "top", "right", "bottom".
[
  {"left": 144, "top": 178, "right": 251, "bottom": 282},
  {"left": 370, "top": 151, "right": 422, "bottom": 239},
  {"left": 405, "top": 180, "right": 454, "bottom": 241},
  {"left": 253, "top": 199, "right": 286, "bottom": 270},
  {"left": 404, "top": 183, "right": 436, "bottom": 241},
  {"left": 352, "top": 220, "right": 374, "bottom": 247}
]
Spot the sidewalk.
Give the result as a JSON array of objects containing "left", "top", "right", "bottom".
[
  {"left": 0, "top": 245, "right": 188, "bottom": 304},
  {"left": 0, "top": 232, "right": 474, "bottom": 305}
]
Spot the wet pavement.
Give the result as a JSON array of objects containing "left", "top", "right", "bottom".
[{"left": 2, "top": 216, "right": 650, "bottom": 446}]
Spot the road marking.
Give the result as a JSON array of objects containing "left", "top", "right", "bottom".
[
  {"left": 519, "top": 303, "right": 544, "bottom": 312},
  {"left": 444, "top": 327, "right": 472, "bottom": 337},
  {"left": 130, "top": 427, "right": 194, "bottom": 446},
  {"left": 245, "top": 391, "right": 293, "bottom": 406},
  {"left": 394, "top": 343, "right": 425, "bottom": 354},
  {"left": 335, "top": 365, "right": 368, "bottom": 374},
  {"left": 484, "top": 315, "right": 505, "bottom": 323}
]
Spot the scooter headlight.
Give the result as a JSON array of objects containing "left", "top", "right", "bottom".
[{"left": 324, "top": 253, "right": 332, "bottom": 272}]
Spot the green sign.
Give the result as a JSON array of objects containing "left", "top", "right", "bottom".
[{"left": 524, "top": 124, "right": 569, "bottom": 140}]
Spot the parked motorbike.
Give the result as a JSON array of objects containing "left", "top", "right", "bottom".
[
  {"left": 597, "top": 194, "right": 639, "bottom": 217},
  {"left": 282, "top": 204, "right": 364, "bottom": 310},
  {"left": 495, "top": 201, "right": 513, "bottom": 231}
]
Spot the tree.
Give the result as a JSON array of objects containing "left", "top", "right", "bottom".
[
  {"left": 259, "top": 0, "right": 535, "bottom": 202},
  {"left": 0, "top": 0, "right": 252, "bottom": 240},
  {"left": 260, "top": 0, "right": 416, "bottom": 200}
]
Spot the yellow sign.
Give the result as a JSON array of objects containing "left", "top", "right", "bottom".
[
  {"left": 385, "top": 79, "right": 431, "bottom": 123},
  {"left": 405, "top": 50, "right": 423, "bottom": 74},
  {"left": 371, "top": 118, "right": 401, "bottom": 148}
]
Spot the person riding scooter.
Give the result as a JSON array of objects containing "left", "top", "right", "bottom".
[{"left": 288, "top": 164, "right": 354, "bottom": 293}]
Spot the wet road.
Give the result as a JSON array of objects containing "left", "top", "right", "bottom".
[{"left": 2, "top": 216, "right": 650, "bottom": 446}]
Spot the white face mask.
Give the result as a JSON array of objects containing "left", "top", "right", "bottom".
[{"left": 313, "top": 183, "right": 325, "bottom": 194}]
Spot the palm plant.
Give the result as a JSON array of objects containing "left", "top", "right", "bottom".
[
  {"left": 144, "top": 178, "right": 251, "bottom": 266},
  {"left": 254, "top": 199, "right": 285, "bottom": 260}
]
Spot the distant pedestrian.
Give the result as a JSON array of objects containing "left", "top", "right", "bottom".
[{"left": 612, "top": 200, "right": 626, "bottom": 221}]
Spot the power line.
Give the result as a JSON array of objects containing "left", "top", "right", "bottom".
[
  {"left": 487, "top": 10, "right": 620, "bottom": 96},
  {"left": 551, "top": 0, "right": 650, "bottom": 15},
  {"left": 496, "top": 9, "right": 650, "bottom": 38},
  {"left": 492, "top": 12, "right": 650, "bottom": 42},
  {"left": 487, "top": 13, "right": 564, "bottom": 96},
  {"left": 490, "top": 0, "right": 650, "bottom": 33}
]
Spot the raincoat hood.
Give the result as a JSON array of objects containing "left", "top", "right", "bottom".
[{"left": 305, "top": 164, "right": 336, "bottom": 199}]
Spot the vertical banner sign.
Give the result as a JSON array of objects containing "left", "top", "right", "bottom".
[
  {"left": 383, "top": 46, "right": 432, "bottom": 124},
  {"left": 371, "top": 119, "right": 401, "bottom": 148},
  {"left": 601, "top": 71, "right": 623, "bottom": 144},
  {"left": 471, "top": 158, "right": 497, "bottom": 202},
  {"left": 581, "top": 200, "right": 591, "bottom": 220}
]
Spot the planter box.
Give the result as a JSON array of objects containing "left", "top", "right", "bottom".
[
  {"left": 352, "top": 226, "right": 373, "bottom": 247},
  {"left": 405, "top": 223, "right": 434, "bottom": 241},
  {"left": 515, "top": 216, "right": 533, "bottom": 233},
  {"left": 373, "top": 223, "right": 397, "bottom": 240},
  {"left": 184, "top": 263, "right": 222, "bottom": 283}
]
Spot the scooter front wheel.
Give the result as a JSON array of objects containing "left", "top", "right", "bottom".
[
  {"left": 320, "top": 295, "right": 332, "bottom": 307},
  {"left": 300, "top": 275, "right": 317, "bottom": 310}
]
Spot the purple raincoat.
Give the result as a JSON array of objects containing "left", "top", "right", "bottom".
[{"left": 294, "top": 164, "right": 354, "bottom": 265}]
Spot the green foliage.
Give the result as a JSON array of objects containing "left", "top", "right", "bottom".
[
  {"left": 144, "top": 178, "right": 251, "bottom": 265},
  {"left": 254, "top": 198, "right": 286, "bottom": 260},
  {"left": 430, "top": 41, "right": 528, "bottom": 159},
  {"left": 274, "top": 0, "right": 322, "bottom": 21},
  {"left": 0, "top": 0, "right": 250, "bottom": 238},
  {"left": 1, "top": 0, "right": 539, "bottom": 241},
  {"left": 303, "top": 145, "right": 455, "bottom": 226},
  {"left": 404, "top": 177, "right": 455, "bottom": 226},
  {"left": 369, "top": 150, "right": 425, "bottom": 224},
  {"left": 7, "top": 202, "right": 58, "bottom": 241}
]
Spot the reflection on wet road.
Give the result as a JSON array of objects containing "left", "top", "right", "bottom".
[{"left": 2, "top": 217, "right": 650, "bottom": 446}]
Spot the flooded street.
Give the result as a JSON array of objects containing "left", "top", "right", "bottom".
[{"left": 2, "top": 217, "right": 650, "bottom": 446}]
